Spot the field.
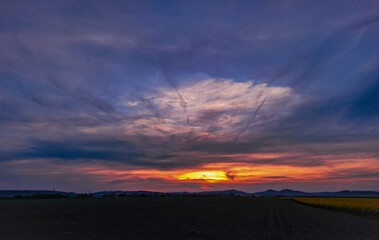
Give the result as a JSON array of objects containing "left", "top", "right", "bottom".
[
  {"left": 283, "top": 197, "right": 379, "bottom": 218},
  {"left": 0, "top": 197, "right": 378, "bottom": 240}
]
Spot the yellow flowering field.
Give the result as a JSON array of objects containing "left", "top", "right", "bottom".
[{"left": 282, "top": 197, "right": 379, "bottom": 218}]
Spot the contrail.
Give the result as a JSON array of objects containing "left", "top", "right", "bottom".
[
  {"left": 132, "top": 94, "right": 162, "bottom": 121},
  {"left": 267, "top": 15, "right": 379, "bottom": 87},
  {"left": 234, "top": 97, "right": 266, "bottom": 142},
  {"left": 162, "top": 69, "right": 190, "bottom": 125}
]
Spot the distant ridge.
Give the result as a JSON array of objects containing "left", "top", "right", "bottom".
[
  {"left": 0, "top": 190, "right": 78, "bottom": 198},
  {"left": 252, "top": 189, "right": 379, "bottom": 197},
  {"left": 170, "top": 189, "right": 251, "bottom": 196},
  {"left": 93, "top": 191, "right": 166, "bottom": 197},
  {"left": 198, "top": 189, "right": 252, "bottom": 196},
  {"left": 1, "top": 189, "right": 378, "bottom": 198},
  {"left": 94, "top": 189, "right": 250, "bottom": 197}
]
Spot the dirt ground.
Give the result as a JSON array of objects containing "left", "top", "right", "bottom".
[{"left": 0, "top": 197, "right": 378, "bottom": 240}]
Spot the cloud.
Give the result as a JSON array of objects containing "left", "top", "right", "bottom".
[
  {"left": 0, "top": 0, "right": 378, "bottom": 191},
  {"left": 1, "top": 154, "right": 377, "bottom": 192},
  {"left": 121, "top": 78, "right": 299, "bottom": 141}
]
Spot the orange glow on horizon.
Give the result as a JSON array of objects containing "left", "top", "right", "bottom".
[
  {"left": 72, "top": 155, "right": 378, "bottom": 188},
  {"left": 8, "top": 153, "right": 377, "bottom": 191},
  {"left": 178, "top": 171, "right": 230, "bottom": 182}
]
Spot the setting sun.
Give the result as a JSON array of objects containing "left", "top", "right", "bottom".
[{"left": 178, "top": 171, "right": 229, "bottom": 182}]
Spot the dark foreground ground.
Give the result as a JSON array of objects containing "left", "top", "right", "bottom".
[{"left": 0, "top": 197, "right": 378, "bottom": 240}]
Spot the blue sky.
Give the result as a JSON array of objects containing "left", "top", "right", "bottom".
[{"left": 0, "top": 0, "right": 378, "bottom": 192}]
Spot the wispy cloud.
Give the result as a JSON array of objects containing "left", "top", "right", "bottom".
[
  {"left": 122, "top": 78, "right": 298, "bottom": 139},
  {"left": 0, "top": 0, "right": 378, "bottom": 192}
]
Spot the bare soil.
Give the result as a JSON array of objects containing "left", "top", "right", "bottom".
[{"left": 0, "top": 197, "right": 378, "bottom": 239}]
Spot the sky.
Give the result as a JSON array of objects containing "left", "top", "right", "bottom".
[{"left": 0, "top": 0, "right": 378, "bottom": 193}]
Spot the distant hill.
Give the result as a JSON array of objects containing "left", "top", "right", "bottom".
[
  {"left": 253, "top": 189, "right": 311, "bottom": 197},
  {"left": 93, "top": 191, "right": 167, "bottom": 197},
  {"left": 1, "top": 189, "right": 378, "bottom": 198},
  {"left": 193, "top": 189, "right": 252, "bottom": 196},
  {"left": 94, "top": 189, "right": 252, "bottom": 197},
  {"left": 0, "top": 190, "right": 78, "bottom": 198},
  {"left": 252, "top": 189, "right": 379, "bottom": 197}
]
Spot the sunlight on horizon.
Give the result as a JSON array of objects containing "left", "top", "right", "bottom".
[{"left": 178, "top": 171, "right": 230, "bottom": 182}]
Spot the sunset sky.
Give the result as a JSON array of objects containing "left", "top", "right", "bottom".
[{"left": 0, "top": 0, "right": 378, "bottom": 193}]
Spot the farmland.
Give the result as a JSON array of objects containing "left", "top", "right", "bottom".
[
  {"left": 283, "top": 197, "right": 379, "bottom": 218},
  {"left": 0, "top": 197, "right": 378, "bottom": 240}
]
